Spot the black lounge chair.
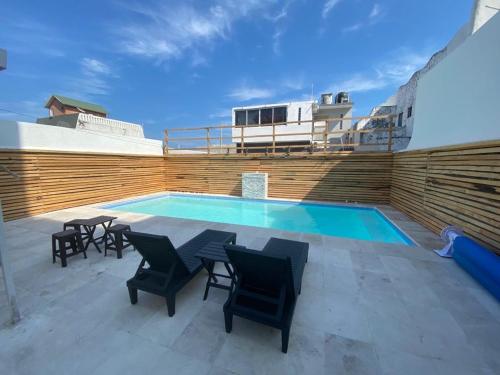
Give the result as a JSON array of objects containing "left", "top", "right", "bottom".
[
  {"left": 223, "top": 237, "right": 308, "bottom": 353},
  {"left": 125, "top": 229, "right": 236, "bottom": 316}
]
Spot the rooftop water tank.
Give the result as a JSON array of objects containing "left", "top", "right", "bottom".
[
  {"left": 335, "top": 92, "right": 350, "bottom": 104},
  {"left": 321, "top": 93, "right": 333, "bottom": 105}
]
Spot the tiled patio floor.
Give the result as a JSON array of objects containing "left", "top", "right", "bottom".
[{"left": 1, "top": 196, "right": 499, "bottom": 374}]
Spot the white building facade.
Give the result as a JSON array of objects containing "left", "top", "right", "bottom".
[
  {"left": 231, "top": 95, "right": 353, "bottom": 152},
  {"left": 359, "top": 0, "right": 500, "bottom": 151}
]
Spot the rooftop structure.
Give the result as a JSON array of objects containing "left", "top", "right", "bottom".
[
  {"left": 37, "top": 113, "right": 146, "bottom": 138},
  {"left": 45, "top": 95, "right": 108, "bottom": 118},
  {"left": 230, "top": 94, "right": 353, "bottom": 153}
]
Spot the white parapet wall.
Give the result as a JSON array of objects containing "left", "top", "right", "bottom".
[
  {"left": 0, "top": 120, "right": 163, "bottom": 155},
  {"left": 77, "top": 114, "right": 145, "bottom": 138}
]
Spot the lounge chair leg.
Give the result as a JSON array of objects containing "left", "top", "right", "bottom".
[
  {"left": 166, "top": 294, "right": 175, "bottom": 317},
  {"left": 224, "top": 311, "right": 233, "bottom": 333},
  {"left": 281, "top": 327, "right": 290, "bottom": 353},
  {"left": 128, "top": 287, "right": 138, "bottom": 304},
  {"left": 52, "top": 236, "right": 56, "bottom": 263}
]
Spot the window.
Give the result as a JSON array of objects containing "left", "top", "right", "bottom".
[
  {"left": 298, "top": 107, "right": 302, "bottom": 125},
  {"left": 235, "top": 106, "right": 288, "bottom": 126},
  {"left": 339, "top": 113, "right": 344, "bottom": 130},
  {"left": 407, "top": 106, "right": 412, "bottom": 118},
  {"left": 261, "top": 108, "right": 273, "bottom": 125},
  {"left": 247, "top": 109, "right": 259, "bottom": 125},
  {"left": 397, "top": 112, "right": 403, "bottom": 127},
  {"left": 273, "top": 107, "right": 287, "bottom": 124},
  {"left": 235, "top": 110, "right": 246, "bottom": 126}
]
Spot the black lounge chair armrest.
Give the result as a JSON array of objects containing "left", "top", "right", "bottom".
[
  {"left": 236, "top": 286, "right": 284, "bottom": 306},
  {"left": 231, "top": 284, "right": 286, "bottom": 321},
  {"left": 139, "top": 267, "right": 171, "bottom": 279},
  {"left": 137, "top": 261, "right": 176, "bottom": 289},
  {"left": 134, "top": 258, "right": 147, "bottom": 277},
  {"left": 231, "top": 300, "right": 284, "bottom": 323}
]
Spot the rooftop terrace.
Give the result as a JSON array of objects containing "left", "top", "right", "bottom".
[{"left": 0, "top": 197, "right": 499, "bottom": 374}]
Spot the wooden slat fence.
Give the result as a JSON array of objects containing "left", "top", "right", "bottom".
[
  {"left": 0, "top": 150, "right": 167, "bottom": 221},
  {"left": 1, "top": 142, "right": 499, "bottom": 254},
  {"left": 391, "top": 140, "right": 500, "bottom": 253},
  {"left": 165, "top": 153, "right": 393, "bottom": 203}
]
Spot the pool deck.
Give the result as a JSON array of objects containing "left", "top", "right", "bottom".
[{"left": 1, "top": 195, "right": 499, "bottom": 374}]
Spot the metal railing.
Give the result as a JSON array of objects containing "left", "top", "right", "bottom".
[{"left": 164, "top": 115, "right": 396, "bottom": 155}]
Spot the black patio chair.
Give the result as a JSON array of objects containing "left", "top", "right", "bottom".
[
  {"left": 223, "top": 238, "right": 308, "bottom": 353},
  {"left": 125, "top": 229, "right": 236, "bottom": 316}
]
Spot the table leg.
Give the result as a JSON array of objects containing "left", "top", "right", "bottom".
[
  {"left": 84, "top": 225, "right": 101, "bottom": 252},
  {"left": 97, "top": 221, "right": 112, "bottom": 245}
]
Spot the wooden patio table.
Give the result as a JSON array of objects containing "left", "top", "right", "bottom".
[{"left": 64, "top": 215, "right": 117, "bottom": 253}]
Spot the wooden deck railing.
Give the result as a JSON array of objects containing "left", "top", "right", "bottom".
[{"left": 164, "top": 115, "right": 396, "bottom": 155}]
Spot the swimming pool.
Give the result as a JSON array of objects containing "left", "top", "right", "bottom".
[{"left": 104, "top": 194, "right": 414, "bottom": 245}]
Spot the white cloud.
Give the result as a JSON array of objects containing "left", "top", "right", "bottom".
[
  {"left": 342, "top": 23, "right": 362, "bottom": 33},
  {"left": 62, "top": 57, "right": 116, "bottom": 99},
  {"left": 268, "top": 0, "right": 296, "bottom": 55},
  {"left": 1, "top": 17, "right": 67, "bottom": 58},
  {"left": 227, "top": 73, "right": 307, "bottom": 103},
  {"left": 227, "top": 85, "right": 275, "bottom": 101},
  {"left": 281, "top": 75, "right": 305, "bottom": 91},
  {"left": 342, "top": 3, "right": 385, "bottom": 33},
  {"left": 322, "top": 0, "right": 342, "bottom": 19},
  {"left": 81, "top": 58, "right": 112, "bottom": 76},
  {"left": 266, "top": 4, "right": 288, "bottom": 22},
  {"left": 209, "top": 109, "right": 231, "bottom": 119},
  {"left": 331, "top": 74, "right": 386, "bottom": 93},
  {"left": 117, "top": 1, "right": 278, "bottom": 63},
  {"left": 369, "top": 3, "right": 381, "bottom": 19},
  {"left": 272, "top": 29, "right": 284, "bottom": 55},
  {"left": 330, "top": 49, "right": 431, "bottom": 93}
]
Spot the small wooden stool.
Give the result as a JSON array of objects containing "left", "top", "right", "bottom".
[
  {"left": 104, "top": 224, "right": 133, "bottom": 259},
  {"left": 52, "top": 229, "right": 86, "bottom": 267}
]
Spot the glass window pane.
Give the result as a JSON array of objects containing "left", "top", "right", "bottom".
[
  {"left": 261, "top": 108, "right": 272, "bottom": 124},
  {"left": 273, "top": 107, "right": 287, "bottom": 123},
  {"left": 235, "top": 110, "right": 246, "bottom": 126},
  {"left": 247, "top": 109, "right": 259, "bottom": 125}
]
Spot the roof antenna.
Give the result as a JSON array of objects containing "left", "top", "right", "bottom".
[{"left": 311, "top": 83, "right": 314, "bottom": 101}]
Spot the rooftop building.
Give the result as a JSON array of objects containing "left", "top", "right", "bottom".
[
  {"left": 231, "top": 93, "right": 353, "bottom": 153},
  {"left": 45, "top": 95, "right": 108, "bottom": 118}
]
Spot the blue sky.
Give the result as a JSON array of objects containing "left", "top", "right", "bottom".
[{"left": 0, "top": 0, "right": 472, "bottom": 139}]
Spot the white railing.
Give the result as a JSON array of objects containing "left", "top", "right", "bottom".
[{"left": 77, "top": 114, "right": 145, "bottom": 138}]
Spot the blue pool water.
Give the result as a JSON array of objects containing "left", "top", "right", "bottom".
[{"left": 104, "top": 194, "right": 413, "bottom": 245}]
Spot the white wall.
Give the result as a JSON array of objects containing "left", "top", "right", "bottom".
[
  {"left": 406, "top": 13, "right": 500, "bottom": 151},
  {"left": 470, "top": 0, "right": 500, "bottom": 33},
  {"left": 232, "top": 101, "right": 314, "bottom": 143},
  {"left": 0, "top": 120, "right": 163, "bottom": 155}
]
